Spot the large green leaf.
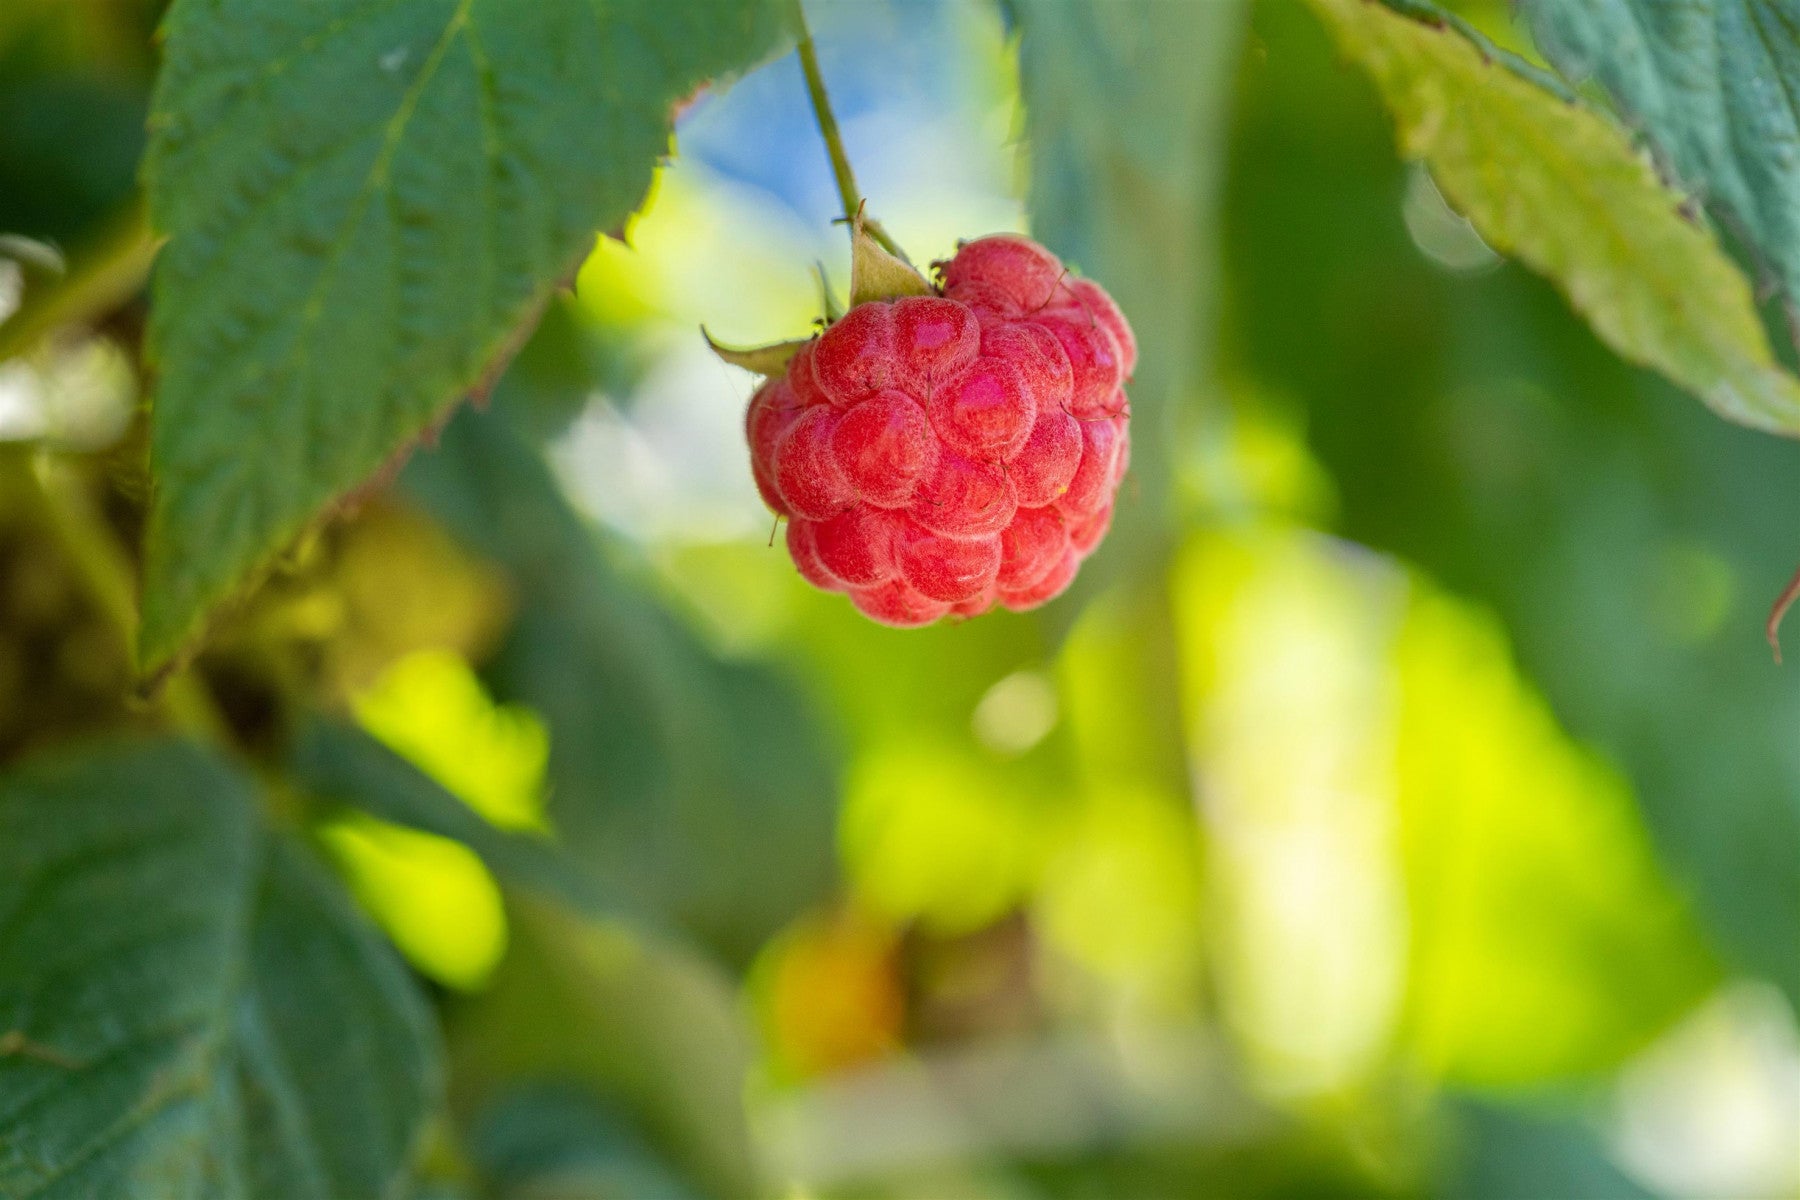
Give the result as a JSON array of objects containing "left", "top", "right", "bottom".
[
  {"left": 0, "top": 738, "right": 439, "bottom": 1200},
  {"left": 1308, "top": 0, "right": 1800, "bottom": 438},
  {"left": 138, "top": 0, "right": 790, "bottom": 674},
  {"left": 404, "top": 407, "right": 839, "bottom": 965},
  {"left": 1524, "top": 0, "right": 1800, "bottom": 331},
  {"left": 1012, "top": 0, "right": 1246, "bottom": 572}
]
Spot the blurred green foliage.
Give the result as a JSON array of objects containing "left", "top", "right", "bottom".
[{"left": 1, "top": 0, "right": 1797, "bottom": 1198}]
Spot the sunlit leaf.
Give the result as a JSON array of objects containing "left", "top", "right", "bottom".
[
  {"left": 352, "top": 648, "right": 548, "bottom": 833},
  {"left": 288, "top": 716, "right": 624, "bottom": 922},
  {"left": 1310, "top": 0, "right": 1800, "bottom": 437},
  {"left": 838, "top": 741, "right": 1043, "bottom": 936},
  {"left": 316, "top": 813, "right": 509, "bottom": 991},
  {"left": 1397, "top": 589, "right": 1719, "bottom": 1085},
  {"left": 1173, "top": 526, "right": 1719, "bottom": 1092},
  {"left": 138, "top": 0, "right": 792, "bottom": 673}
]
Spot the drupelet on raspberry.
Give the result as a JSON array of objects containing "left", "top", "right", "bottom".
[{"left": 743, "top": 233, "right": 1132, "bottom": 627}]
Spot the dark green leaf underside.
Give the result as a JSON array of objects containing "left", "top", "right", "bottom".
[
  {"left": 140, "top": 0, "right": 790, "bottom": 672},
  {"left": 0, "top": 739, "right": 439, "bottom": 1200}
]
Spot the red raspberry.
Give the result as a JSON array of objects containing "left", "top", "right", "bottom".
[
  {"left": 744, "top": 233, "right": 1134, "bottom": 627},
  {"left": 832, "top": 390, "right": 935, "bottom": 507},
  {"left": 939, "top": 234, "right": 1067, "bottom": 314}
]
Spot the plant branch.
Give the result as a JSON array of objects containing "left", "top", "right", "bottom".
[
  {"left": 0, "top": 207, "right": 156, "bottom": 366},
  {"left": 791, "top": 1, "right": 909, "bottom": 264},
  {"left": 20, "top": 451, "right": 227, "bottom": 739}
]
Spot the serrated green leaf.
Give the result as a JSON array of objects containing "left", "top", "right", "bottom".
[
  {"left": 0, "top": 739, "right": 440, "bottom": 1200},
  {"left": 1524, "top": 0, "right": 1800, "bottom": 328},
  {"left": 139, "top": 0, "right": 791, "bottom": 675},
  {"left": 1309, "top": 0, "right": 1800, "bottom": 437}
]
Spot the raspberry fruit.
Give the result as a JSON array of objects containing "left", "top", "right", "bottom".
[{"left": 728, "top": 231, "right": 1134, "bottom": 628}]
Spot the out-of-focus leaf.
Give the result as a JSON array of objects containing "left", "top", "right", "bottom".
[
  {"left": 404, "top": 407, "right": 838, "bottom": 964},
  {"left": 236, "top": 837, "right": 443, "bottom": 1199},
  {"left": 1174, "top": 526, "right": 1719, "bottom": 1092},
  {"left": 490, "top": 294, "right": 635, "bottom": 445},
  {"left": 0, "top": 80, "right": 144, "bottom": 247},
  {"left": 1013, "top": 0, "right": 1247, "bottom": 567},
  {"left": 1443, "top": 1099, "right": 1653, "bottom": 1200},
  {"left": 470, "top": 1085, "right": 699, "bottom": 1200},
  {"left": 1226, "top": 1, "right": 1800, "bottom": 1007},
  {"left": 1173, "top": 526, "right": 1412, "bottom": 1095},
  {"left": 1524, "top": 0, "right": 1800, "bottom": 331},
  {"left": 137, "top": 0, "right": 793, "bottom": 674},
  {"left": 315, "top": 810, "right": 511, "bottom": 992},
  {"left": 0, "top": 0, "right": 159, "bottom": 247},
  {"left": 0, "top": 738, "right": 440, "bottom": 1200},
  {"left": 288, "top": 715, "right": 636, "bottom": 923},
  {"left": 447, "top": 899, "right": 757, "bottom": 1200},
  {"left": 1308, "top": 0, "right": 1800, "bottom": 437},
  {"left": 1397, "top": 589, "right": 1719, "bottom": 1085}
]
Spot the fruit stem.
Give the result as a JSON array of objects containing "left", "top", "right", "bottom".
[
  {"left": 791, "top": 2, "right": 909, "bottom": 263},
  {"left": 6, "top": 447, "right": 228, "bottom": 739}
]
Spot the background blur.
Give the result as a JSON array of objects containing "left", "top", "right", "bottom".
[{"left": 3, "top": 0, "right": 1798, "bottom": 1196}]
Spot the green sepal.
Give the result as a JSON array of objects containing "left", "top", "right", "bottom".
[
  {"left": 701, "top": 328, "right": 812, "bottom": 376},
  {"left": 849, "top": 207, "right": 933, "bottom": 307}
]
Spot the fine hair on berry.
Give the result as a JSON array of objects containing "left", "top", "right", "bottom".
[{"left": 743, "top": 233, "right": 1134, "bottom": 627}]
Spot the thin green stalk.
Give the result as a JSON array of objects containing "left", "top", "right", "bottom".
[
  {"left": 791, "top": 1, "right": 909, "bottom": 262},
  {"left": 24, "top": 452, "right": 227, "bottom": 739},
  {"left": 0, "top": 208, "right": 157, "bottom": 366}
]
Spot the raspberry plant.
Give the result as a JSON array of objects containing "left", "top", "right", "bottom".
[
  {"left": 715, "top": 24, "right": 1140, "bottom": 628},
  {"left": 733, "top": 231, "right": 1134, "bottom": 626},
  {"left": 4, "top": 0, "right": 1800, "bottom": 1196}
]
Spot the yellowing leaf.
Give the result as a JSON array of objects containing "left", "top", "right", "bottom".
[{"left": 1309, "top": 0, "right": 1800, "bottom": 437}]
